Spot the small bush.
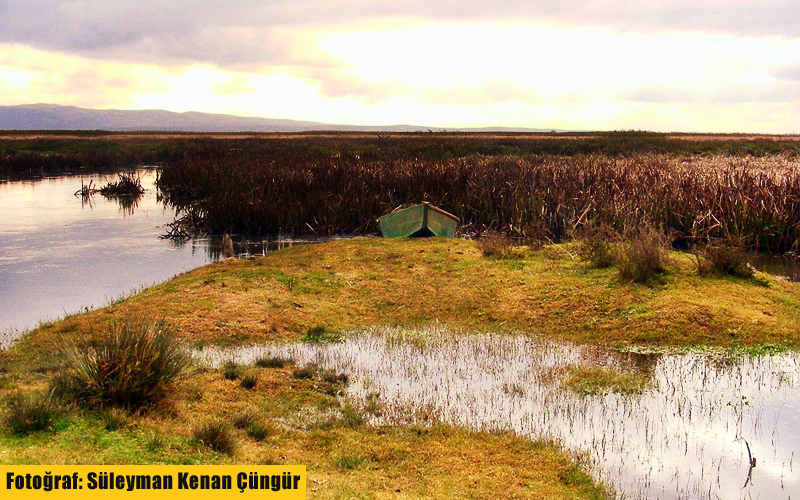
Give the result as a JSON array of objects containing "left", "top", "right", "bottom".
[
  {"left": 51, "top": 318, "right": 190, "bottom": 411},
  {"left": 616, "top": 228, "right": 668, "bottom": 283},
  {"left": 221, "top": 361, "right": 241, "bottom": 380},
  {"left": 193, "top": 420, "right": 237, "bottom": 455},
  {"left": 3, "top": 391, "right": 62, "bottom": 435},
  {"left": 254, "top": 356, "right": 292, "bottom": 368},
  {"left": 576, "top": 225, "right": 618, "bottom": 268},
  {"left": 694, "top": 238, "right": 755, "bottom": 278},
  {"left": 239, "top": 374, "right": 258, "bottom": 390}
]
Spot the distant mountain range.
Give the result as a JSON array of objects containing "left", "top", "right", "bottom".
[{"left": 0, "top": 104, "right": 554, "bottom": 133}]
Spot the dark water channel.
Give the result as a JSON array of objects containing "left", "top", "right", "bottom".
[{"left": 0, "top": 169, "right": 325, "bottom": 341}]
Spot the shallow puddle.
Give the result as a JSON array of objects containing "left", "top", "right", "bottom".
[{"left": 197, "top": 328, "right": 800, "bottom": 500}]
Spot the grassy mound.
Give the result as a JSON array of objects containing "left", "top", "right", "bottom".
[{"left": 22, "top": 238, "right": 800, "bottom": 350}]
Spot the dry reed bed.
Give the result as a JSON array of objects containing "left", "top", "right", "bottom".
[
  {"left": 159, "top": 152, "right": 800, "bottom": 253},
  {"left": 195, "top": 327, "right": 800, "bottom": 500}
]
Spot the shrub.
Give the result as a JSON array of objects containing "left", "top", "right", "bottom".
[
  {"left": 576, "top": 225, "right": 617, "bottom": 268},
  {"left": 3, "top": 391, "right": 62, "bottom": 435},
  {"left": 694, "top": 238, "right": 755, "bottom": 278},
  {"left": 51, "top": 317, "right": 190, "bottom": 411},
  {"left": 616, "top": 228, "right": 668, "bottom": 283},
  {"left": 193, "top": 420, "right": 237, "bottom": 455}
]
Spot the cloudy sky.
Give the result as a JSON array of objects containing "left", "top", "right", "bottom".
[{"left": 1, "top": 0, "right": 800, "bottom": 132}]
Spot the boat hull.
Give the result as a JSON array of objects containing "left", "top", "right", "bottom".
[{"left": 378, "top": 203, "right": 459, "bottom": 238}]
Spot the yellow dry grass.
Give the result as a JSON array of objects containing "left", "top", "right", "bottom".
[{"left": 21, "top": 237, "right": 800, "bottom": 351}]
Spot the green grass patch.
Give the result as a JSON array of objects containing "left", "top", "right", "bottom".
[{"left": 562, "top": 365, "right": 651, "bottom": 396}]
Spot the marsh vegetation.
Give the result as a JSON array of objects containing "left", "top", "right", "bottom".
[
  {"left": 198, "top": 327, "right": 800, "bottom": 500},
  {"left": 155, "top": 140, "right": 800, "bottom": 256},
  {"left": 3, "top": 132, "right": 800, "bottom": 498}
]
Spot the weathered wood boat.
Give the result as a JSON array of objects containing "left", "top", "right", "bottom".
[{"left": 378, "top": 202, "right": 459, "bottom": 238}]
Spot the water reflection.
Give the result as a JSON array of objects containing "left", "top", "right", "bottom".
[
  {"left": 0, "top": 170, "right": 338, "bottom": 336},
  {"left": 198, "top": 329, "right": 800, "bottom": 500}
]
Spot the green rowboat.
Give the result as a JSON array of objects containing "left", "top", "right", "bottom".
[{"left": 378, "top": 202, "right": 459, "bottom": 238}]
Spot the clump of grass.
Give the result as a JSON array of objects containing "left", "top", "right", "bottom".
[
  {"left": 232, "top": 410, "right": 259, "bottom": 430},
  {"left": 73, "top": 179, "right": 98, "bottom": 197},
  {"left": 231, "top": 410, "right": 274, "bottom": 441},
  {"left": 245, "top": 421, "right": 274, "bottom": 441},
  {"left": 3, "top": 391, "right": 63, "bottom": 435},
  {"left": 239, "top": 373, "right": 258, "bottom": 390},
  {"left": 576, "top": 225, "right": 618, "bottom": 268},
  {"left": 336, "top": 455, "right": 373, "bottom": 471},
  {"left": 302, "top": 325, "right": 341, "bottom": 343},
  {"left": 476, "top": 234, "right": 516, "bottom": 258},
  {"left": 616, "top": 227, "right": 668, "bottom": 283},
  {"left": 99, "top": 172, "right": 145, "bottom": 197},
  {"left": 254, "top": 356, "right": 292, "bottom": 368},
  {"left": 563, "top": 365, "right": 650, "bottom": 396},
  {"left": 145, "top": 432, "right": 165, "bottom": 452},
  {"left": 694, "top": 238, "right": 755, "bottom": 278},
  {"left": 184, "top": 385, "right": 204, "bottom": 403},
  {"left": 99, "top": 407, "right": 130, "bottom": 431},
  {"left": 292, "top": 364, "right": 348, "bottom": 384},
  {"left": 338, "top": 402, "right": 368, "bottom": 428},
  {"left": 291, "top": 366, "right": 316, "bottom": 380},
  {"left": 51, "top": 317, "right": 190, "bottom": 411},
  {"left": 193, "top": 419, "right": 237, "bottom": 455},
  {"left": 221, "top": 361, "right": 241, "bottom": 380},
  {"left": 320, "top": 369, "right": 348, "bottom": 385},
  {"left": 291, "top": 364, "right": 349, "bottom": 396}
]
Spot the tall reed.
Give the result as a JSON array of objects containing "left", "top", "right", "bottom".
[{"left": 158, "top": 145, "right": 800, "bottom": 253}]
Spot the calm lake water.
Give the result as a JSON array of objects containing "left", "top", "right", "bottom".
[{"left": 0, "top": 169, "right": 323, "bottom": 341}]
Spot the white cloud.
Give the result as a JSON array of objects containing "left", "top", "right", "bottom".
[
  {"left": 2, "top": 1, "right": 800, "bottom": 66},
  {"left": 2, "top": 2, "right": 800, "bottom": 132}
]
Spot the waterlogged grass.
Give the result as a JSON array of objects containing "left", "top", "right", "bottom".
[
  {"left": 561, "top": 365, "right": 650, "bottom": 395},
  {"left": 0, "top": 352, "right": 609, "bottom": 499},
  {"left": 205, "top": 328, "right": 800, "bottom": 500}
]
